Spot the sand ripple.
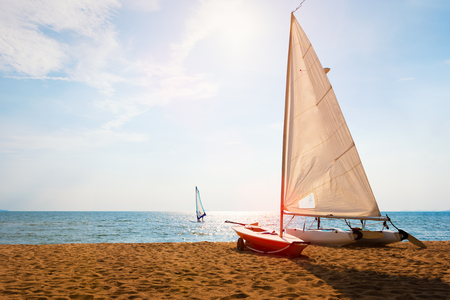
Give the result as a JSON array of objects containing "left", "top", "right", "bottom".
[{"left": 0, "top": 241, "right": 449, "bottom": 299}]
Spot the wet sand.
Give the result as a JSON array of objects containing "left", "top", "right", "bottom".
[{"left": 0, "top": 241, "right": 449, "bottom": 299}]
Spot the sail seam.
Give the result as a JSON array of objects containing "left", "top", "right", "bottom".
[
  {"left": 293, "top": 70, "right": 310, "bottom": 84},
  {"left": 302, "top": 44, "right": 312, "bottom": 59},
  {"left": 303, "top": 43, "right": 332, "bottom": 101},
  {"left": 291, "top": 51, "right": 332, "bottom": 123},
  {"left": 289, "top": 122, "right": 347, "bottom": 163},
  {"left": 291, "top": 102, "right": 314, "bottom": 120},
  {"left": 288, "top": 161, "right": 364, "bottom": 207},
  {"left": 292, "top": 26, "right": 311, "bottom": 57},
  {"left": 292, "top": 54, "right": 329, "bottom": 90}
]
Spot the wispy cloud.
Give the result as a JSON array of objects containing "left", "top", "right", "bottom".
[
  {"left": 0, "top": 0, "right": 121, "bottom": 84},
  {"left": 445, "top": 59, "right": 450, "bottom": 65},
  {"left": 93, "top": 97, "right": 149, "bottom": 130},
  {"left": 398, "top": 77, "right": 415, "bottom": 81},
  {"left": 120, "top": 0, "right": 160, "bottom": 12},
  {"left": 92, "top": 1, "right": 229, "bottom": 126},
  {"left": 6, "top": 75, "right": 70, "bottom": 81},
  {"left": 0, "top": 129, "right": 148, "bottom": 153}
]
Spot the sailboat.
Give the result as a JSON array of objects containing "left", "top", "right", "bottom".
[
  {"left": 227, "top": 12, "right": 425, "bottom": 250},
  {"left": 279, "top": 13, "right": 425, "bottom": 248},
  {"left": 195, "top": 186, "right": 206, "bottom": 222}
]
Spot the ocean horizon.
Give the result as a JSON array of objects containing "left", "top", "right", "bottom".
[{"left": 1, "top": 211, "right": 449, "bottom": 245}]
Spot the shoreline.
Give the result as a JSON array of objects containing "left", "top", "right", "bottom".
[{"left": 1, "top": 241, "right": 449, "bottom": 299}]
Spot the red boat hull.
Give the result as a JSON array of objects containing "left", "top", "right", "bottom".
[{"left": 232, "top": 225, "right": 309, "bottom": 257}]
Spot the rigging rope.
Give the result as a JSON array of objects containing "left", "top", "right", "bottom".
[{"left": 292, "top": 0, "right": 306, "bottom": 13}]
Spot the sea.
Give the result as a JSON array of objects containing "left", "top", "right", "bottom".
[{"left": 0, "top": 211, "right": 449, "bottom": 245}]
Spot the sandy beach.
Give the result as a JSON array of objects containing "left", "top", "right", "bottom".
[{"left": 0, "top": 241, "right": 449, "bottom": 299}]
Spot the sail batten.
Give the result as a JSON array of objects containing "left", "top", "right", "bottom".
[
  {"left": 316, "top": 86, "right": 332, "bottom": 106},
  {"left": 281, "top": 13, "right": 381, "bottom": 219},
  {"left": 335, "top": 143, "right": 355, "bottom": 162}
]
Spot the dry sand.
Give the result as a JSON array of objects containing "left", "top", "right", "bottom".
[{"left": 0, "top": 241, "right": 449, "bottom": 299}]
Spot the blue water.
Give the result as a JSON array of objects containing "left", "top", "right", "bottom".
[{"left": 0, "top": 211, "right": 449, "bottom": 245}]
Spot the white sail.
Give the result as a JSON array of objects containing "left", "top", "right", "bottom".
[
  {"left": 281, "top": 14, "right": 382, "bottom": 219},
  {"left": 196, "top": 186, "right": 206, "bottom": 221}
]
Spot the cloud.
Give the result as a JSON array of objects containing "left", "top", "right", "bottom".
[
  {"left": 0, "top": 0, "right": 223, "bottom": 97},
  {"left": 445, "top": 59, "right": 450, "bottom": 65},
  {"left": 134, "top": 0, "right": 247, "bottom": 101},
  {"left": 120, "top": 0, "right": 160, "bottom": 12},
  {"left": 6, "top": 75, "right": 70, "bottom": 81},
  {"left": 0, "top": 0, "right": 121, "bottom": 92},
  {"left": 0, "top": 23, "right": 67, "bottom": 76},
  {"left": 91, "top": 1, "right": 227, "bottom": 125},
  {"left": 0, "top": 0, "right": 223, "bottom": 151},
  {"left": 93, "top": 98, "right": 148, "bottom": 130},
  {"left": 398, "top": 77, "right": 415, "bottom": 81},
  {"left": 0, "top": 128, "right": 147, "bottom": 153},
  {"left": 169, "top": 0, "right": 247, "bottom": 64}
]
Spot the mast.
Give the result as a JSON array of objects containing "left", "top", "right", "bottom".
[
  {"left": 195, "top": 186, "right": 199, "bottom": 221},
  {"left": 280, "top": 13, "right": 295, "bottom": 237}
]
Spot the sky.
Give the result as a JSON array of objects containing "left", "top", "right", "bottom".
[{"left": 0, "top": 0, "right": 449, "bottom": 212}]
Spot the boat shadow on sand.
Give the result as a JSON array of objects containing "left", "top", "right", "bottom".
[
  {"left": 297, "top": 262, "right": 450, "bottom": 299},
  {"left": 233, "top": 243, "right": 450, "bottom": 299},
  {"left": 291, "top": 245, "right": 450, "bottom": 299}
]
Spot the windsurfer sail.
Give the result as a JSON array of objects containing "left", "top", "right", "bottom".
[{"left": 196, "top": 186, "right": 206, "bottom": 222}]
